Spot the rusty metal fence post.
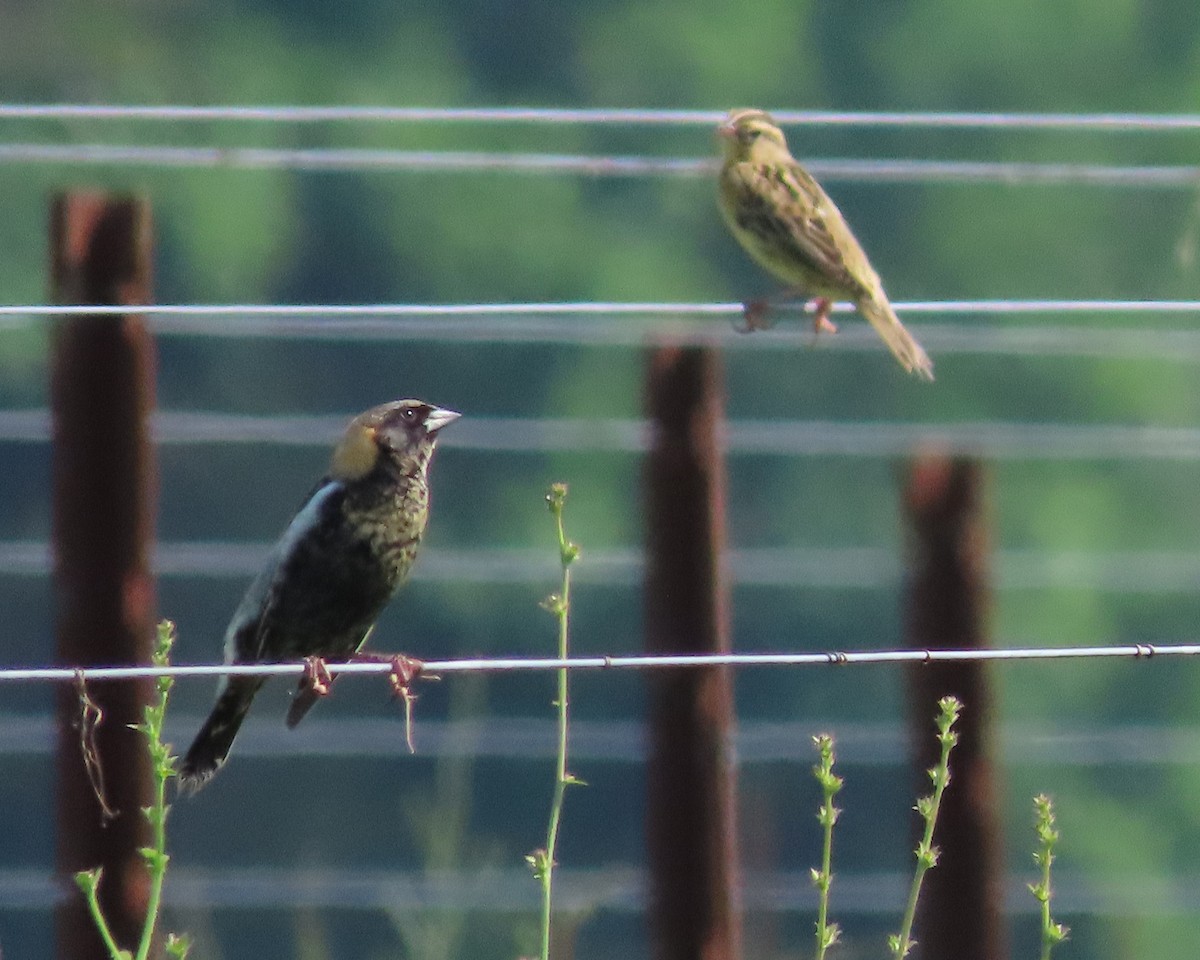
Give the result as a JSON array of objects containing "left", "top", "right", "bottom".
[
  {"left": 904, "top": 455, "right": 1005, "bottom": 960},
  {"left": 644, "top": 344, "right": 741, "bottom": 960},
  {"left": 51, "top": 193, "right": 157, "bottom": 960}
]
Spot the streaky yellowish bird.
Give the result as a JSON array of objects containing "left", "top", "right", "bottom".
[{"left": 717, "top": 108, "right": 934, "bottom": 381}]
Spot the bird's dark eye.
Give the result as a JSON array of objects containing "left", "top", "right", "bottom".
[{"left": 401, "top": 407, "right": 418, "bottom": 422}]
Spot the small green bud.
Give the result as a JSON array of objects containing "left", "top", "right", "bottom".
[
  {"left": 74, "top": 868, "right": 101, "bottom": 894},
  {"left": 546, "top": 483, "right": 568, "bottom": 512}
]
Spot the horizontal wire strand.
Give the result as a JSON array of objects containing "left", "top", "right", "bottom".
[
  {"left": 7, "top": 305, "right": 1200, "bottom": 369},
  {"left": 5, "top": 105, "right": 1200, "bottom": 132},
  {"left": 3, "top": 865, "right": 1161, "bottom": 917},
  {"left": 3, "top": 411, "right": 1200, "bottom": 460},
  {"left": 0, "top": 642, "right": 1183, "bottom": 683},
  {"left": 5, "top": 299, "right": 1200, "bottom": 316},
  {"left": 4, "top": 301, "right": 1200, "bottom": 358},
  {"left": 7, "top": 714, "right": 1199, "bottom": 766},
  {"left": 0, "top": 143, "right": 1197, "bottom": 186},
  {"left": 0, "top": 411, "right": 1199, "bottom": 460},
  {"left": 4, "top": 542, "right": 1200, "bottom": 593}
]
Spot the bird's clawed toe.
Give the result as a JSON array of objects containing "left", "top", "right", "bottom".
[
  {"left": 738, "top": 298, "right": 775, "bottom": 332},
  {"left": 386, "top": 654, "right": 422, "bottom": 699},
  {"left": 348, "top": 650, "right": 423, "bottom": 700},
  {"left": 302, "top": 655, "right": 334, "bottom": 698},
  {"left": 810, "top": 298, "right": 838, "bottom": 337},
  {"left": 285, "top": 656, "right": 335, "bottom": 728}
]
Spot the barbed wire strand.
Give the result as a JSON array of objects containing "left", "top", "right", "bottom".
[
  {"left": 0, "top": 144, "right": 1197, "bottom": 186},
  {"left": 4, "top": 105, "right": 1200, "bottom": 132},
  {"left": 0, "top": 643, "right": 1185, "bottom": 684}
]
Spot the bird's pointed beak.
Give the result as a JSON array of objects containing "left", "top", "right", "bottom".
[
  {"left": 424, "top": 406, "right": 461, "bottom": 435},
  {"left": 716, "top": 121, "right": 737, "bottom": 141}
]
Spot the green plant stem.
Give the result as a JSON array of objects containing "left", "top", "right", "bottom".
[
  {"left": 75, "top": 870, "right": 129, "bottom": 960},
  {"left": 1037, "top": 827, "right": 1054, "bottom": 960},
  {"left": 536, "top": 484, "right": 580, "bottom": 960},
  {"left": 134, "top": 622, "right": 178, "bottom": 960},
  {"left": 811, "top": 734, "right": 842, "bottom": 960},
  {"left": 135, "top": 753, "right": 169, "bottom": 960},
  {"left": 890, "top": 697, "right": 962, "bottom": 960},
  {"left": 74, "top": 621, "right": 188, "bottom": 960},
  {"left": 1031, "top": 794, "right": 1068, "bottom": 960},
  {"left": 539, "top": 571, "right": 569, "bottom": 960},
  {"left": 814, "top": 822, "right": 834, "bottom": 960}
]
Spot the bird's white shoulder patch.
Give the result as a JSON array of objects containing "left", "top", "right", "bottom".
[
  {"left": 272, "top": 479, "right": 343, "bottom": 567},
  {"left": 221, "top": 479, "right": 344, "bottom": 663}
]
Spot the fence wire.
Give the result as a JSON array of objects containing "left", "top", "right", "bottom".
[
  {"left": 2, "top": 410, "right": 1200, "bottom": 460},
  {"left": 4, "top": 301, "right": 1200, "bottom": 359},
  {"left": 5, "top": 864, "right": 1170, "bottom": 917},
  {"left": 5, "top": 104, "right": 1200, "bottom": 132},
  {"left": 7, "top": 714, "right": 1198, "bottom": 766},
  {"left": 6, "top": 298, "right": 1200, "bottom": 317},
  {"left": 4, "top": 542, "right": 1200, "bottom": 593},
  {"left": 0, "top": 642, "right": 1187, "bottom": 684},
  {"left": 0, "top": 143, "right": 1197, "bottom": 187}
]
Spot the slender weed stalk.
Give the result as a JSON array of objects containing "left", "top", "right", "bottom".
[
  {"left": 810, "top": 734, "right": 843, "bottom": 960},
  {"left": 1030, "top": 794, "right": 1069, "bottom": 960},
  {"left": 75, "top": 619, "right": 191, "bottom": 960},
  {"left": 888, "top": 696, "right": 962, "bottom": 960},
  {"left": 526, "top": 484, "right": 584, "bottom": 960}
]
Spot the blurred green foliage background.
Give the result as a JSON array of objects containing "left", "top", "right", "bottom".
[{"left": 3, "top": 0, "right": 1200, "bottom": 958}]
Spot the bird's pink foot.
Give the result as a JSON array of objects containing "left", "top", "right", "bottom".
[
  {"left": 738, "top": 298, "right": 775, "bottom": 332},
  {"left": 384, "top": 654, "right": 422, "bottom": 700},
  {"left": 810, "top": 298, "right": 838, "bottom": 337},
  {"left": 301, "top": 656, "right": 333, "bottom": 698},
  {"left": 349, "top": 651, "right": 422, "bottom": 694},
  {"left": 351, "top": 652, "right": 424, "bottom": 752},
  {"left": 286, "top": 656, "right": 335, "bottom": 728}
]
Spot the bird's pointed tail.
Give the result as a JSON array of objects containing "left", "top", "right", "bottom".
[
  {"left": 856, "top": 294, "right": 935, "bottom": 381},
  {"left": 177, "top": 676, "right": 265, "bottom": 793}
]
